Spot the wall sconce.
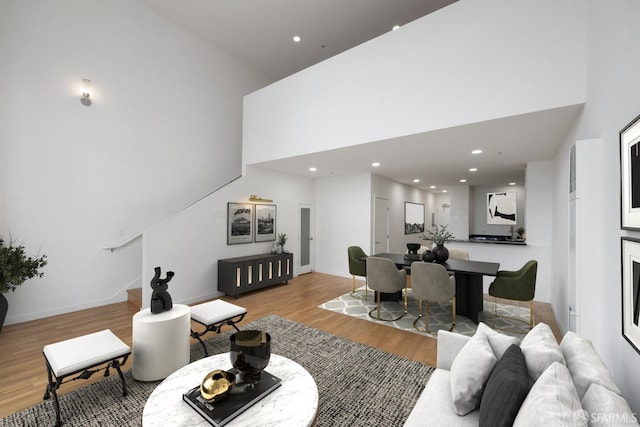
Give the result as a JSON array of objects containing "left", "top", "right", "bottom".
[
  {"left": 80, "top": 79, "right": 92, "bottom": 107},
  {"left": 249, "top": 195, "right": 273, "bottom": 203}
]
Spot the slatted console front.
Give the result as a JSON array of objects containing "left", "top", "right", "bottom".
[{"left": 218, "top": 252, "right": 293, "bottom": 297}]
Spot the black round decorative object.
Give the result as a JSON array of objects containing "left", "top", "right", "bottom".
[
  {"left": 421, "top": 250, "right": 436, "bottom": 263},
  {"left": 433, "top": 244, "right": 449, "bottom": 263},
  {"left": 230, "top": 330, "right": 271, "bottom": 384}
]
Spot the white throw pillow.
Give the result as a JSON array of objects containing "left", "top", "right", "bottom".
[
  {"left": 513, "top": 362, "right": 586, "bottom": 427},
  {"left": 520, "top": 322, "right": 565, "bottom": 381},
  {"left": 450, "top": 331, "right": 497, "bottom": 415},
  {"left": 560, "top": 331, "right": 622, "bottom": 400},
  {"left": 582, "top": 383, "right": 637, "bottom": 426},
  {"left": 475, "top": 322, "right": 521, "bottom": 359}
]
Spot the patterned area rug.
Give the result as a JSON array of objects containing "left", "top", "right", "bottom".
[
  {"left": 319, "top": 286, "right": 532, "bottom": 338},
  {"left": 0, "top": 315, "right": 434, "bottom": 427}
]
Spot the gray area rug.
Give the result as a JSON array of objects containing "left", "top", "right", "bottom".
[
  {"left": 320, "top": 286, "right": 531, "bottom": 338},
  {"left": 0, "top": 315, "right": 434, "bottom": 427}
]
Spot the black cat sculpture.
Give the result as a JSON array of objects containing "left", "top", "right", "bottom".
[{"left": 150, "top": 266, "right": 175, "bottom": 314}]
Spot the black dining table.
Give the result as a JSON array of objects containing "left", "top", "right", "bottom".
[{"left": 366, "top": 253, "right": 500, "bottom": 324}]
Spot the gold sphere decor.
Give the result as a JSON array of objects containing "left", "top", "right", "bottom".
[{"left": 200, "top": 369, "right": 236, "bottom": 402}]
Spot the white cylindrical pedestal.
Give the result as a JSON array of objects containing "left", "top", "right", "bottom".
[{"left": 132, "top": 304, "right": 191, "bottom": 381}]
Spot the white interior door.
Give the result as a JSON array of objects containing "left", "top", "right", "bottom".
[
  {"left": 298, "top": 203, "right": 314, "bottom": 274},
  {"left": 374, "top": 196, "right": 389, "bottom": 254}
]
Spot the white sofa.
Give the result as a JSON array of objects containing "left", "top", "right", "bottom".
[{"left": 405, "top": 323, "right": 637, "bottom": 426}]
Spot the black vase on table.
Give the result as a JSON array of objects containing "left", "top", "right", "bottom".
[
  {"left": 230, "top": 330, "right": 271, "bottom": 385},
  {"left": 421, "top": 250, "right": 436, "bottom": 263},
  {"left": 433, "top": 244, "right": 449, "bottom": 263}
]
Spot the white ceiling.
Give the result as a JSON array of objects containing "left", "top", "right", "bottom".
[{"left": 139, "top": 0, "right": 581, "bottom": 192}]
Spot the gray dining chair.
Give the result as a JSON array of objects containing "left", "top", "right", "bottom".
[
  {"left": 366, "top": 257, "right": 408, "bottom": 321},
  {"left": 448, "top": 248, "right": 470, "bottom": 260},
  {"left": 347, "top": 246, "right": 368, "bottom": 299},
  {"left": 411, "top": 262, "right": 456, "bottom": 333}
]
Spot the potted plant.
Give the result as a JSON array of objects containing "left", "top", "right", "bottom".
[
  {"left": 0, "top": 237, "right": 47, "bottom": 332},
  {"left": 277, "top": 233, "right": 287, "bottom": 253},
  {"left": 420, "top": 224, "right": 455, "bottom": 263}
]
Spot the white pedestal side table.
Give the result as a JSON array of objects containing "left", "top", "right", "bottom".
[
  {"left": 142, "top": 353, "right": 318, "bottom": 426},
  {"left": 132, "top": 304, "right": 191, "bottom": 381}
]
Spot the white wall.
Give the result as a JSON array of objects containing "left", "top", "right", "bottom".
[
  {"left": 371, "top": 175, "right": 433, "bottom": 254},
  {"left": 0, "top": 0, "right": 270, "bottom": 324},
  {"left": 446, "top": 186, "right": 470, "bottom": 241},
  {"left": 314, "top": 174, "right": 372, "bottom": 277},
  {"left": 243, "top": 0, "right": 586, "bottom": 167},
  {"left": 470, "top": 184, "right": 526, "bottom": 237},
  {"left": 550, "top": 0, "right": 640, "bottom": 412},
  {"left": 433, "top": 193, "right": 451, "bottom": 227},
  {"left": 141, "top": 166, "right": 314, "bottom": 307}
]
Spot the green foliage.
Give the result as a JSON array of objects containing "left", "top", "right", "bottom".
[
  {"left": 0, "top": 237, "right": 47, "bottom": 293},
  {"left": 420, "top": 224, "right": 455, "bottom": 246},
  {"left": 277, "top": 233, "right": 287, "bottom": 247}
]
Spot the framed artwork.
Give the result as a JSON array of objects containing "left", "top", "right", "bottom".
[
  {"left": 404, "top": 202, "right": 425, "bottom": 234},
  {"left": 621, "top": 237, "right": 640, "bottom": 354},
  {"left": 255, "top": 204, "right": 276, "bottom": 242},
  {"left": 487, "top": 192, "right": 517, "bottom": 225},
  {"left": 227, "top": 202, "right": 253, "bottom": 244},
  {"left": 620, "top": 114, "right": 640, "bottom": 230}
]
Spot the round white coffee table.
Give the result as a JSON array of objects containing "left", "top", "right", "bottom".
[{"left": 142, "top": 353, "right": 318, "bottom": 426}]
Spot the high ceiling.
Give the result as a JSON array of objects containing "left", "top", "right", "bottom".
[
  {"left": 139, "top": 0, "right": 457, "bottom": 81},
  {"left": 139, "top": 0, "right": 580, "bottom": 192}
]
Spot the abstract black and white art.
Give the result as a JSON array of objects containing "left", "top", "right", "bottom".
[
  {"left": 621, "top": 237, "right": 640, "bottom": 354},
  {"left": 227, "top": 202, "right": 253, "bottom": 244},
  {"left": 620, "top": 114, "right": 640, "bottom": 230},
  {"left": 487, "top": 192, "right": 517, "bottom": 225}
]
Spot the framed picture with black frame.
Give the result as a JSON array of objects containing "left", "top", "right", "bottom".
[
  {"left": 620, "top": 113, "right": 640, "bottom": 230},
  {"left": 487, "top": 192, "right": 517, "bottom": 225},
  {"left": 227, "top": 202, "right": 253, "bottom": 244},
  {"left": 255, "top": 204, "right": 276, "bottom": 242},
  {"left": 621, "top": 237, "right": 640, "bottom": 354},
  {"left": 404, "top": 202, "right": 425, "bottom": 234}
]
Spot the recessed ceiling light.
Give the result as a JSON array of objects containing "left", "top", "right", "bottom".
[
  {"left": 472, "top": 149, "right": 483, "bottom": 154},
  {"left": 372, "top": 162, "right": 380, "bottom": 167},
  {"left": 309, "top": 167, "right": 317, "bottom": 172},
  {"left": 442, "top": 190, "right": 448, "bottom": 193},
  {"left": 469, "top": 168, "right": 478, "bottom": 172},
  {"left": 430, "top": 185, "right": 436, "bottom": 189},
  {"left": 293, "top": 36, "right": 301, "bottom": 42},
  {"left": 509, "top": 182, "right": 516, "bottom": 185},
  {"left": 460, "top": 179, "right": 467, "bottom": 183},
  {"left": 392, "top": 25, "right": 400, "bottom": 31},
  {"left": 413, "top": 178, "right": 420, "bottom": 183}
]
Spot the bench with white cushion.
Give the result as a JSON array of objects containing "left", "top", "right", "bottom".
[
  {"left": 190, "top": 299, "right": 247, "bottom": 356},
  {"left": 43, "top": 329, "right": 130, "bottom": 427}
]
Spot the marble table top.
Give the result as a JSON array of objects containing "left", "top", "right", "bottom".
[{"left": 142, "top": 353, "right": 318, "bottom": 426}]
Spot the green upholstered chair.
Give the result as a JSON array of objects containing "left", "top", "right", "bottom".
[
  {"left": 488, "top": 260, "right": 538, "bottom": 331},
  {"left": 347, "top": 246, "right": 368, "bottom": 299},
  {"left": 366, "top": 256, "right": 408, "bottom": 321},
  {"left": 411, "top": 262, "right": 456, "bottom": 333}
]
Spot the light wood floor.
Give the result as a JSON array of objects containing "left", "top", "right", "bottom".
[{"left": 0, "top": 272, "right": 561, "bottom": 418}]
